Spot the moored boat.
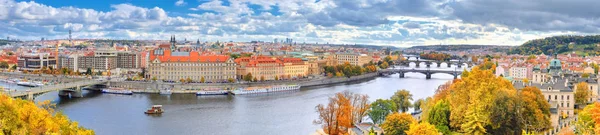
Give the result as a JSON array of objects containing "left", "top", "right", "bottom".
[
  {"left": 102, "top": 88, "right": 133, "bottom": 95},
  {"left": 232, "top": 85, "right": 301, "bottom": 95},
  {"left": 196, "top": 90, "right": 229, "bottom": 96},
  {"left": 17, "top": 81, "right": 37, "bottom": 87},
  {"left": 159, "top": 88, "right": 172, "bottom": 95}
]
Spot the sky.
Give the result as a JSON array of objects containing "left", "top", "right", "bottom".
[{"left": 1, "top": 0, "right": 599, "bottom": 46}]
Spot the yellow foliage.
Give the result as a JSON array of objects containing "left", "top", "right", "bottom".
[
  {"left": 0, "top": 93, "right": 94, "bottom": 135},
  {"left": 381, "top": 113, "right": 415, "bottom": 135},
  {"left": 406, "top": 122, "right": 439, "bottom": 135}
]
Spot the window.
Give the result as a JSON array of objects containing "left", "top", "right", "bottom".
[{"left": 555, "top": 95, "right": 557, "bottom": 100}]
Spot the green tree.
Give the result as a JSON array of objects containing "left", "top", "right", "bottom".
[
  {"left": 85, "top": 68, "right": 92, "bottom": 75},
  {"left": 413, "top": 98, "right": 425, "bottom": 111},
  {"left": 426, "top": 100, "right": 451, "bottom": 134},
  {"left": 391, "top": 89, "right": 413, "bottom": 112},
  {"left": 368, "top": 99, "right": 396, "bottom": 124},
  {"left": 243, "top": 73, "right": 253, "bottom": 82},
  {"left": 0, "top": 61, "right": 8, "bottom": 69},
  {"left": 381, "top": 113, "right": 415, "bottom": 135},
  {"left": 10, "top": 65, "right": 16, "bottom": 70}
]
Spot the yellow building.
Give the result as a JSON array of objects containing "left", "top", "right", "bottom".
[
  {"left": 281, "top": 58, "right": 308, "bottom": 78},
  {"left": 336, "top": 53, "right": 372, "bottom": 66},
  {"left": 148, "top": 47, "right": 236, "bottom": 82},
  {"left": 235, "top": 56, "right": 284, "bottom": 81}
]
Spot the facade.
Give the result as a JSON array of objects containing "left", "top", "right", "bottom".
[
  {"left": 148, "top": 47, "right": 236, "bottom": 82},
  {"left": 335, "top": 53, "right": 372, "bottom": 66},
  {"left": 509, "top": 66, "right": 528, "bottom": 79},
  {"left": 280, "top": 58, "right": 308, "bottom": 78},
  {"left": 235, "top": 56, "right": 284, "bottom": 81},
  {"left": 17, "top": 53, "right": 57, "bottom": 71}
]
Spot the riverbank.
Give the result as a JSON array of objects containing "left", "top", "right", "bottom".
[{"left": 108, "top": 72, "right": 380, "bottom": 94}]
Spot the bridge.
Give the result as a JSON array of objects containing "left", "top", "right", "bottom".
[
  {"left": 7, "top": 80, "right": 109, "bottom": 100},
  {"left": 396, "top": 59, "right": 474, "bottom": 68},
  {"left": 379, "top": 68, "right": 463, "bottom": 79}
]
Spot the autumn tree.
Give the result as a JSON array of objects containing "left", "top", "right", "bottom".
[
  {"left": 0, "top": 94, "right": 94, "bottom": 134},
  {"left": 391, "top": 89, "right": 413, "bottom": 112},
  {"left": 227, "top": 78, "right": 235, "bottom": 83},
  {"left": 406, "top": 122, "right": 439, "bottom": 135},
  {"left": 576, "top": 82, "right": 591, "bottom": 105},
  {"left": 252, "top": 77, "right": 258, "bottom": 82},
  {"left": 582, "top": 73, "right": 590, "bottom": 78},
  {"left": 575, "top": 102, "right": 600, "bottom": 134},
  {"left": 345, "top": 92, "right": 370, "bottom": 124},
  {"left": 379, "top": 61, "right": 389, "bottom": 69},
  {"left": 260, "top": 76, "right": 265, "bottom": 81},
  {"left": 201, "top": 77, "right": 205, "bottom": 83},
  {"left": 243, "top": 73, "right": 253, "bottom": 82},
  {"left": 518, "top": 86, "right": 551, "bottom": 133},
  {"left": 314, "top": 92, "right": 356, "bottom": 135},
  {"left": 368, "top": 99, "right": 396, "bottom": 124},
  {"left": 381, "top": 113, "right": 415, "bottom": 135},
  {"left": 186, "top": 77, "right": 192, "bottom": 83}
]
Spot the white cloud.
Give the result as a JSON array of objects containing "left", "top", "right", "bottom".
[{"left": 175, "top": 0, "right": 186, "bottom": 6}]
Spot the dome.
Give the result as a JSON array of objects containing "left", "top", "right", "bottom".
[{"left": 550, "top": 59, "right": 561, "bottom": 68}]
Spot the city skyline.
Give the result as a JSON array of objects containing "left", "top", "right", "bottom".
[{"left": 2, "top": 0, "right": 600, "bottom": 46}]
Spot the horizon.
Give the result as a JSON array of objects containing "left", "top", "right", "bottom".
[{"left": 2, "top": 0, "right": 599, "bottom": 47}]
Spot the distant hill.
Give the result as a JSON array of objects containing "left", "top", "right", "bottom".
[
  {"left": 409, "top": 45, "right": 510, "bottom": 51},
  {"left": 0, "top": 39, "right": 21, "bottom": 45},
  {"left": 508, "top": 35, "right": 600, "bottom": 55}
]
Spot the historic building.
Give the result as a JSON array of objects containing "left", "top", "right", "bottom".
[
  {"left": 235, "top": 56, "right": 284, "bottom": 81},
  {"left": 147, "top": 44, "right": 236, "bottom": 83},
  {"left": 280, "top": 57, "right": 308, "bottom": 78},
  {"left": 335, "top": 53, "right": 372, "bottom": 66}
]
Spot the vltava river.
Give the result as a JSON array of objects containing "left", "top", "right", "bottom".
[{"left": 22, "top": 63, "right": 463, "bottom": 135}]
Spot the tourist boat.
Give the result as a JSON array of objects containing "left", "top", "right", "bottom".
[
  {"left": 144, "top": 105, "right": 164, "bottom": 114},
  {"left": 34, "top": 81, "right": 44, "bottom": 86},
  {"left": 102, "top": 88, "right": 133, "bottom": 95},
  {"left": 196, "top": 90, "right": 229, "bottom": 96},
  {"left": 232, "top": 85, "right": 301, "bottom": 95},
  {"left": 159, "top": 88, "right": 172, "bottom": 95},
  {"left": 17, "top": 81, "right": 37, "bottom": 87}
]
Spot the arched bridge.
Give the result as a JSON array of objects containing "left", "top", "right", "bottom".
[
  {"left": 8, "top": 80, "right": 109, "bottom": 100},
  {"left": 396, "top": 59, "right": 474, "bottom": 68},
  {"left": 379, "top": 69, "right": 463, "bottom": 79}
]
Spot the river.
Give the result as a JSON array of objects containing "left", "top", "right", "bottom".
[{"left": 5, "top": 63, "right": 465, "bottom": 135}]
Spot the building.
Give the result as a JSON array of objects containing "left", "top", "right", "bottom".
[
  {"left": 336, "top": 53, "right": 372, "bottom": 66},
  {"left": 347, "top": 123, "right": 383, "bottom": 135},
  {"left": 71, "top": 48, "right": 141, "bottom": 75},
  {"left": 280, "top": 58, "right": 309, "bottom": 78},
  {"left": 235, "top": 56, "right": 284, "bottom": 81},
  {"left": 147, "top": 46, "right": 236, "bottom": 82},
  {"left": 17, "top": 53, "right": 57, "bottom": 71},
  {"left": 509, "top": 66, "right": 528, "bottom": 79}
]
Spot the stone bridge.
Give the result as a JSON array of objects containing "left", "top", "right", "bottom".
[
  {"left": 8, "top": 80, "right": 109, "bottom": 100},
  {"left": 396, "top": 59, "right": 474, "bottom": 68},
  {"left": 379, "top": 68, "right": 463, "bottom": 79}
]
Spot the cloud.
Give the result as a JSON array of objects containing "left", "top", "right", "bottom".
[{"left": 175, "top": 0, "right": 186, "bottom": 6}]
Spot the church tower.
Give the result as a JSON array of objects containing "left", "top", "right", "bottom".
[{"left": 170, "top": 35, "right": 177, "bottom": 51}]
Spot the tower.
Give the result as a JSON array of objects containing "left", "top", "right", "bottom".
[
  {"left": 69, "top": 30, "right": 72, "bottom": 46},
  {"left": 170, "top": 35, "right": 177, "bottom": 51}
]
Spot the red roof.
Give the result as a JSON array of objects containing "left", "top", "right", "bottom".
[
  {"left": 0, "top": 55, "right": 17, "bottom": 64},
  {"left": 149, "top": 48, "right": 230, "bottom": 63},
  {"left": 235, "top": 56, "right": 283, "bottom": 67}
]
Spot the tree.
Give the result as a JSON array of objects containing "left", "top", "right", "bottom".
[
  {"left": 391, "top": 89, "right": 413, "bottom": 112},
  {"left": 0, "top": 61, "right": 8, "bottom": 69},
  {"left": 275, "top": 76, "right": 279, "bottom": 80},
  {"left": 85, "top": 68, "right": 92, "bottom": 75},
  {"left": 200, "top": 77, "right": 205, "bottom": 83},
  {"left": 368, "top": 99, "right": 396, "bottom": 124},
  {"left": 252, "top": 77, "right": 258, "bottom": 82},
  {"left": 227, "top": 78, "right": 235, "bottom": 83},
  {"left": 0, "top": 94, "right": 94, "bottom": 134},
  {"left": 519, "top": 86, "right": 551, "bottom": 133},
  {"left": 381, "top": 113, "right": 415, "bottom": 135},
  {"left": 426, "top": 100, "right": 451, "bottom": 134},
  {"left": 575, "top": 102, "right": 600, "bottom": 134},
  {"left": 345, "top": 92, "right": 370, "bottom": 124},
  {"left": 260, "top": 76, "right": 265, "bottom": 81},
  {"left": 413, "top": 99, "right": 425, "bottom": 111},
  {"left": 179, "top": 78, "right": 185, "bottom": 83},
  {"left": 10, "top": 65, "right": 16, "bottom": 70},
  {"left": 186, "top": 77, "right": 192, "bottom": 83},
  {"left": 151, "top": 76, "right": 157, "bottom": 81},
  {"left": 582, "top": 73, "right": 590, "bottom": 78},
  {"left": 380, "top": 61, "right": 389, "bottom": 69},
  {"left": 314, "top": 92, "right": 354, "bottom": 135},
  {"left": 576, "top": 82, "right": 591, "bottom": 105},
  {"left": 522, "top": 78, "right": 529, "bottom": 83},
  {"left": 243, "top": 73, "right": 253, "bottom": 82},
  {"left": 406, "top": 122, "right": 440, "bottom": 135}
]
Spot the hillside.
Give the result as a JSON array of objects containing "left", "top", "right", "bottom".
[{"left": 508, "top": 35, "right": 600, "bottom": 55}]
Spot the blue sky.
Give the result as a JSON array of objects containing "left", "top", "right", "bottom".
[{"left": 2, "top": 0, "right": 600, "bottom": 46}]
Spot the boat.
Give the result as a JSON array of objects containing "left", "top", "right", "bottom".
[
  {"left": 196, "top": 90, "right": 229, "bottom": 96},
  {"left": 232, "top": 85, "right": 301, "bottom": 95},
  {"left": 17, "top": 81, "right": 37, "bottom": 87},
  {"left": 144, "top": 105, "right": 164, "bottom": 114},
  {"left": 159, "top": 88, "right": 172, "bottom": 95},
  {"left": 34, "top": 81, "right": 44, "bottom": 86},
  {"left": 102, "top": 88, "right": 133, "bottom": 95}
]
